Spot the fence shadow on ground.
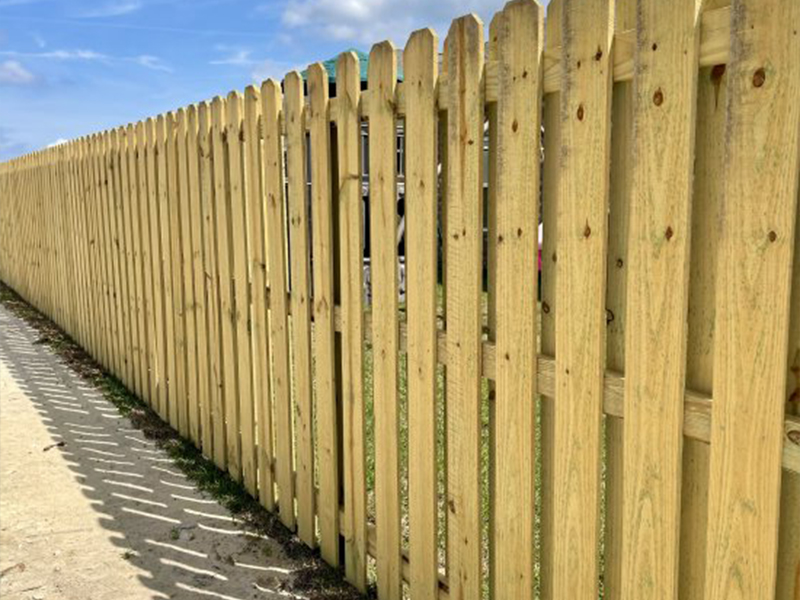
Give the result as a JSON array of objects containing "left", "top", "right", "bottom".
[{"left": 0, "top": 305, "right": 359, "bottom": 600}]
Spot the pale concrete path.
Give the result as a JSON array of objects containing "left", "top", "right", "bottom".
[{"left": 0, "top": 304, "right": 315, "bottom": 600}]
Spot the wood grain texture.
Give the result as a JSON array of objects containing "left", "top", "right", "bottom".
[
  {"left": 227, "top": 91, "right": 257, "bottom": 493},
  {"left": 157, "top": 117, "right": 177, "bottom": 422},
  {"left": 367, "top": 40, "right": 401, "bottom": 600},
  {"left": 262, "top": 80, "right": 295, "bottom": 529},
  {"left": 145, "top": 118, "right": 168, "bottom": 421},
  {"left": 704, "top": 0, "right": 800, "bottom": 597},
  {"left": 243, "top": 85, "right": 274, "bottom": 510},
  {"left": 284, "top": 71, "right": 315, "bottom": 545},
  {"left": 162, "top": 114, "right": 180, "bottom": 428},
  {"left": 114, "top": 127, "right": 134, "bottom": 391},
  {"left": 127, "top": 122, "right": 147, "bottom": 402},
  {"left": 491, "top": 2, "right": 542, "bottom": 600},
  {"left": 603, "top": 0, "right": 634, "bottom": 596},
  {"left": 680, "top": 59, "right": 728, "bottom": 599},
  {"left": 621, "top": 0, "right": 701, "bottom": 597},
  {"left": 552, "top": 0, "right": 612, "bottom": 597},
  {"left": 444, "top": 14, "right": 484, "bottom": 600},
  {"left": 335, "top": 50, "right": 367, "bottom": 591},
  {"left": 121, "top": 125, "right": 141, "bottom": 397},
  {"left": 212, "top": 96, "right": 238, "bottom": 475},
  {"left": 539, "top": 2, "right": 561, "bottom": 596},
  {"left": 199, "top": 101, "right": 226, "bottom": 466},
  {"left": 404, "top": 28, "right": 439, "bottom": 600},
  {"left": 177, "top": 109, "right": 199, "bottom": 441},
  {"left": 135, "top": 121, "right": 155, "bottom": 406},
  {"left": 187, "top": 105, "right": 210, "bottom": 449},
  {"left": 171, "top": 112, "right": 190, "bottom": 434},
  {"left": 308, "top": 62, "right": 340, "bottom": 566}
]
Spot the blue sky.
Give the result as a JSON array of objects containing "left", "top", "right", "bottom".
[{"left": 0, "top": 0, "right": 527, "bottom": 161}]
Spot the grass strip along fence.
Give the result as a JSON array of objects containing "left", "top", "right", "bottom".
[{"left": 2, "top": 0, "right": 800, "bottom": 598}]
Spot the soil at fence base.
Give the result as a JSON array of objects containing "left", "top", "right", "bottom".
[{"left": 0, "top": 281, "right": 372, "bottom": 600}]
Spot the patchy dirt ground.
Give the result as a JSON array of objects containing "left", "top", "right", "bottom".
[{"left": 0, "top": 289, "right": 366, "bottom": 600}]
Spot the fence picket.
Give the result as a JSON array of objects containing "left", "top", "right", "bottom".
[
  {"left": 335, "top": 49, "right": 367, "bottom": 591},
  {"left": 539, "top": 2, "right": 562, "bottom": 596},
  {"left": 228, "top": 91, "right": 258, "bottom": 493},
  {"left": 122, "top": 125, "right": 141, "bottom": 397},
  {"left": 135, "top": 121, "right": 155, "bottom": 406},
  {"left": 308, "top": 61, "right": 340, "bottom": 567},
  {"left": 186, "top": 105, "right": 208, "bottom": 447},
  {"left": 367, "top": 41, "right": 401, "bottom": 599},
  {"left": 98, "top": 132, "right": 119, "bottom": 376},
  {"left": 284, "top": 71, "right": 314, "bottom": 544},
  {"left": 603, "top": 0, "right": 635, "bottom": 596},
  {"left": 127, "top": 123, "right": 148, "bottom": 402},
  {"left": 161, "top": 113, "right": 179, "bottom": 428},
  {"left": 202, "top": 99, "right": 228, "bottom": 468},
  {"left": 552, "top": 0, "right": 612, "bottom": 597},
  {"left": 262, "top": 80, "right": 295, "bottom": 528},
  {"left": 145, "top": 118, "right": 168, "bottom": 419},
  {"left": 491, "top": 2, "right": 543, "bottom": 599},
  {"left": 704, "top": 0, "right": 800, "bottom": 597},
  {"left": 111, "top": 128, "right": 132, "bottom": 388},
  {"left": 680, "top": 57, "right": 728, "bottom": 597},
  {"left": 213, "top": 96, "right": 240, "bottom": 479},
  {"left": 178, "top": 108, "right": 200, "bottom": 444},
  {"left": 243, "top": 85, "right": 273, "bottom": 508},
  {"left": 444, "top": 14, "right": 484, "bottom": 600},
  {"left": 404, "top": 29, "right": 438, "bottom": 600},
  {"left": 622, "top": 1, "right": 702, "bottom": 597},
  {"left": 173, "top": 110, "right": 191, "bottom": 436}
]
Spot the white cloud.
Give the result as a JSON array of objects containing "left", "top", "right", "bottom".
[
  {"left": 0, "top": 49, "right": 109, "bottom": 61},
  {"left": 80, "top": 1, "right": 143, "bottom": 18},
  {"left": 133, "top": 54, "right": 172, "bottom": 72},
  {"left": 47, "top": 138, "right": 68, "bottom": 148},
  {"left": 210, "top": 48, "right": 254, "bottom": 66},
  {"left": 32, "top": 33, "right": 46, "bottom": 48},
  {"left": 0, "top": 48, "right": 171, "bottom": 72},
  {"left": 0, "top": 60, "right": 35, "bottom": 84},
  {"left": 280, "top": 0, "right": 505, "bottom": 45}
]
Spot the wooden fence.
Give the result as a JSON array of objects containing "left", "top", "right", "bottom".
[{"left": 1, "top": 0, "right": 800, "bottom": 598}]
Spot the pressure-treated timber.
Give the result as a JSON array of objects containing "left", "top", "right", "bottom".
[
  {"left": 262, "top": 80, "right": 295, "bottom": 529},
  {"left": 212, "top": 96, "right": 239, "bottom": 476},
  {"left": 284, "top": 71, "right": 314, "bottom": 545},
  {"left": 176, "top": 109, "right": 199, "bottom": 442},
  {"left": 243, "top": 84, "right": 274, "bottom": 510},
  {"left": 538, "top": 2, "right": 561, "bottom": 595},
  {"left": 621, "top": 1, "right": 702, "bottom": 597},
  {"left": 186, "top": 105, "right": 210, "bottom": 449},
  {"left": 227, "top": 91, "right": 257, "bottom": 494},
  {"left": 308, "top": 62, "right": 339, "bottom": 566},
  {"left": 367, "top": 40, "right": 402, "bottom": 600},
  {"left": 444, "top": 15, "right": 484, "bottom": 600},
  {"left": 199, "top": 101, "right": 225, "bottom": 466},
  {"left": 491, "top": 2, "right": 542, "bottom": 600},
  {"left": 404, "top": 28, "right": 439, "bottom": 600},
  {"left": 335, "top": 50, "right": 368, "bottom": 592},
  {"left": 704, "top": 0, "right": 800, "bottom": 597}
]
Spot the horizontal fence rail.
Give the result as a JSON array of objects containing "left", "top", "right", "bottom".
[{"left": 1, "top": 0, "right": 799, "bottom": 599}]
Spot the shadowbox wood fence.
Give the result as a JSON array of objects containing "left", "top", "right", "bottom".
[{"left": 1, "top": 0, "right": 800, "bottom": 598}]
